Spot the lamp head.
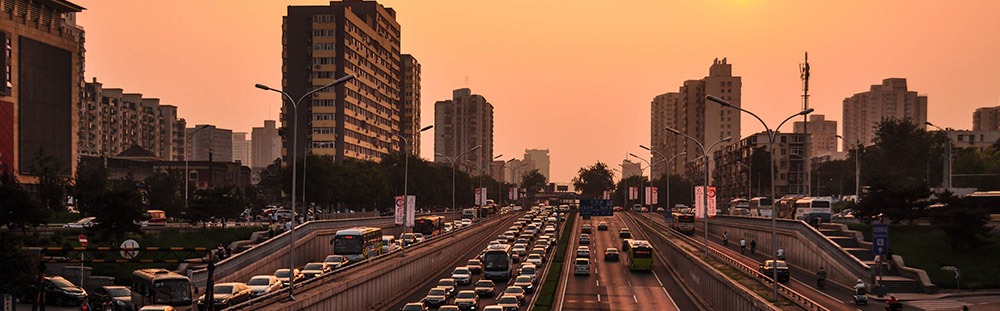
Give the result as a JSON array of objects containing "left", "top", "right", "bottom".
[
  {"left": 800, "top": 108, "right": 815, "bottom": 115},
  {"left": 706, "top": 95, "right": 733, "bottom": 107},
  {"left": 639, "top": 145, "right": 650, "bottom": 151},
  {"left": 721, "top": 136, "right": 733, "bottom": 142},
  {"left": 254, "top": 84, "right": 271, "bottom": 91},
  {"left": 494, "top": 154, "right": 503, "bottom": 159},
  {"left": 924, "top": 121, "right": 934, "bottom": 126},
  {"left": 665, "top": 127, "right": 681, "bottom": 135},
  {"left": 420, "top": 125, "right": 434, "bottom": 132},
  {"left": 628, "top": 153, "right": 639, "bottom": 158},
  {"left": 470, "top": 145, "right": 482, "bottom": 152}
]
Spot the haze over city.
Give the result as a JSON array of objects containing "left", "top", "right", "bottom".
[{"left": 76, "top": 0, "right": 1000, "bottom": 182}]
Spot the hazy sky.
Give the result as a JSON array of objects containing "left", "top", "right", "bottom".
[{"left": 76, "top": 1, "right": 1000, "bottom": 183}]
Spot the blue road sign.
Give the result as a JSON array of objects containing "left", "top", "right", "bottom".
[
  {"left": 580, "top": 200, "right": 614, "bottom": 217},
  {"left": 873, "top": 224, "right": 889, "bottom": 256}
]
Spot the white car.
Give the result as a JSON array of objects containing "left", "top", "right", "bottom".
[
  {"left": 246, "top": 275, "right": 282, "bottom": 297},
  {"left": 525, "top": 254, "right": 543, "bottom": 266},
  {"left": 323, "top": 255, "right": 348, "bottom": 269},
  {"left": 454, "top": 220, "right": 463, "bottom": 228},
  {"left": 461, "top": 219, "right": 472, "bottom": 227},
  {"left": 451, "top": 267, "right": 472, "bottom": 285},
  {"left": 63, "top": 217, "right": 97, "bottom": 229},
  {"left": 574, "top": 258, "right": 591, "bottom": 275},
  {"left": 518, "top": 264, "right": 537, "bottom": 282}
]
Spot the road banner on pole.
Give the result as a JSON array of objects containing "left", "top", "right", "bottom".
[
  {"left": 405, "top": 195, "right": 416, "bottom": 227},
  {"left": 480, "top": 187, "right": 488, "bottom": 206},
  {"left": 394, "top": 196, "right": 405, "bottom": 225},
  {"left": 475, "top": 188, "right": 482, "bottom": 206},
  {"left": 651, "top": 187, "right": 658, "bottom": 205},
  {"left": 694, "top": 186, "right": 705, "bottom": 218},
  {"left": 629, "top": 187, "right": 637, "bottom": 200},
  {"left": 602, "top": 191, "right": 610, "bottom": 200},
  {"left": 707, "top": 186, "right": 717, "bottom": 217}
]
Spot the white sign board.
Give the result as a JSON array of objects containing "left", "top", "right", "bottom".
[
  {"left": 695, "top": 186, "right": 705, "bottom": 218},
  {"left": 651, "top": 187, "right": 658, "bottom": 205},
  {"left": 707, "top": 186, "right": 717, "bottom": 217},
  {"left": 394, "top": 196, "right": 405, "bottom": 225},
  {"left": 405, "top": 195, "right": 416, "bottom": 227}
]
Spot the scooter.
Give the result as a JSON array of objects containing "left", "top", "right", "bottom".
[{"left": 853, "top": 288, "right": 869, "bottom": 305}]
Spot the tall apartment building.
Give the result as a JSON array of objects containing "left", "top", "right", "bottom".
[
  {"left": 973, "top": 105, "right": 1000, "bottom": 131},
  {"left": 650, "top": 58, "right": 742, "bottom": 183},
  {"left": 524, "top": 149, "right": 550, "bottom": 181},
  {"left": 434, "top": 88, "right": 494, "bottom": 174},
  {"left": 251, "top": 120, "right": 281, "bottom": 169},
  {"left": 78, "top": 78, "right": 187, "bottom": 161},
  {"left": 186, "top": 125, "right": 232, "bottom": 162},
  {"left": 283, "top": 1, "right": 403, "bottom": 162},
  {"left": 712, "top": 131, "right": 806, "bottom": 204},
  {"left": 1, "top": 0, "right": 85, "bottom": 179},
  {"left": 620, "top": 159, "right": 641, "bottom": 179},
  {"left": 399, "top": 54, "right": 422, "bottom": 156},
  {"left": 232, "top": 132, "right": 252, "bottom": 167},
  {"left": 794, "top": 114, "right": 838, "bottom": 155},
  {"left": 945, "top": 130, "right": 1000, "bottom": 152},
  {"left": 842, "top": 78, "right": 928, "bottom": 146}
]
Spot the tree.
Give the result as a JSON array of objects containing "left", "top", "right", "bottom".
[
  {"left": 855, "top": 175, "right": 931, "bottom": 224},
  {"left": 88, "top": 176, "right": 147, "bottom": 243},
  {"left": 952, "top": 146, "right": 1000, "bottom": 190},
  {"left": 74, "top": 162, "right": 111, "bottom": 216},
  {"left": 613, "top": 175, "right": 648, "bottom": 207},
  {"left": 854, "top": 119, "right": 942, "bottom": 223},
  {"left": 521, "top": 169, "right": 547, "bottom": 194},
  {"left": 652, "top": 174, "right": 694, "bottom": 209},
  {"left": 0, "top": 170, "right": 47, "bottom": 233},
  {"left": 144, "top": 171, "right": 183, "bottom": 216},
  {"left": 0, "top": 231, "right": 38, "bottom": 299},
  {"left": 572, "top": 162, "right": 615, "bottom": 199},
  {"left": 28, "top": 149, "right": 68, "bottom": 212},
  {"left": 187, "top": 187, "right": 245, "bottom": 225},
  {"left": 929, "top": 191, "right": 992, "bottom": 251}
]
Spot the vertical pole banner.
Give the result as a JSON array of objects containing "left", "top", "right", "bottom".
[
  {"left": 475, "top": 188, "right": 482, "bottom": 206},
  {"left": 394, "top": 196, "right": 405, "bottom": 225},
  {"left": 707, "top": 186, "right": 717, "bottom": 217},
  {"left": 694, "top": 186, "right": 705, "bottom": 218},
  {"left": 405, "top": 195, "right": 416, "bottom": 227},
  {"left": 644, "top": 187, "right": 652, "bottom": 205},
  {"left": 480, "top": 188, "right": 488, "bottom": 206},
  {"left": 651, "top": 187, "right": 658, "bottom": 205},
  {"left": 629, "top": 187, "right": 637, "bottom": 200}
]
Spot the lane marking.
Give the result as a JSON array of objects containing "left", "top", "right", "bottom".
[
  {"left": 597, "top": 294, "right": 601, "bottom": 302},
  {"left": 596, "top": 279, "right": 600, "bottom": 286},
  {"left": 633, "top": 294, "right": 638, "bottom": 303},
  {"left": 653, "top": 271, "right": 664, "bottom": 286},
  {"left": 628, "top": 280, "right": 632, "bottom": 287}
]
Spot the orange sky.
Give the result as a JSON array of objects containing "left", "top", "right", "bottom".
[{"left": 75, "top": 0, "right": 1000, "bottom": 183}]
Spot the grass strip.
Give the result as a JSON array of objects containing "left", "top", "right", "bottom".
[{"left": 531, "top": 211, "right": 576, "bottom": 311}]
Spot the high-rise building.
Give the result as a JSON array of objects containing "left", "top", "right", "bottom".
[
  {"left": 283, "top": 1, "right": 403, "bottom": 162},
  {"left": 620, "top": 159, "right": 642, "bottom": 179},
  {"left": 504, "top": 159, "right": 527, "bottom": 184},
  {"left": 158, "top": 105, "right": 186, "bottom": 161},
  {"left": 232, "top": 132, "right": 252, "bottom": 167},
  {"left": 186, "top": 125, "right": 232, "bottom": 162},
  {"left": 794, "top": 114, "right": 838, "bottom": 155},
  {"left": 399, "top": 54, "right": 421, "bottom": 156},
  {"left": 252, "top": 120, "right": 281, "bottom": 169},
  {"left": 1, "top": 0, "right": 86, "bottom": 178},
  {"left": 842, "top": 78, "right": 928, "bottom": 146},
  {"left": 524, "top": 149, "right": 550, "bottom": 181},
  {"left": 434, "top": 88, "right": 494, "bottom": 174},
  {"left": 650, "top": 58, "right": 742, "bottom": 182},
  {"left": 78, "top": 78, "right": 187, "bottom": 161},
  {"left": 973, "top": 105, "right": 1000, "bottom": 131}
]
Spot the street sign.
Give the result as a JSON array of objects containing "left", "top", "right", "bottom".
[
  {"left": 394, "top": 196, "right": 405, "bottom": 225},
  {"left": 78, "top": 234, "right": 88, "bottom": 247},
  {"left": 581, "top": 200, "right": 613, "bottom": 217},
  {"left": 120, "top": 239, "right": 140, "bottom": 259},
  {"left": 873, "top": 224, "right": 889, "bottom": 256}
]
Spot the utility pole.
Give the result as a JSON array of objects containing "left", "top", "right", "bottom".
[{"left": 800, "top": 52, "right": 811, "bottom": 196}]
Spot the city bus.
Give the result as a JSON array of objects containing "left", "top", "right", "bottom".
[
  {"left": 749, "top": 197, "right": 774, "bottom": 218},
  {"left": 481, "top": 244, "right": 513, "bottom": 281},
  {"left": 671, "top": 213, "right": 695, "bottom": 235},
  {"left": 793, "top": 198, "right": 832, "bottom": 224},
  {"left": 413, "top": 216, "right": 445, "bottom": 237},
  {"left": 729, "top": 199, "right": 750, "bottom": 216},
  {"left": 622, "top": 240, "right": 653, "bottom": 271},
  {"left": 776, "top": 197, "right": 800, "bottom": 219},
  {"left": 333, "top": 227, "right": 384, "bottom": 262},
  {"left": 131, "top": 269, "right": 195, "bottom": 311}
]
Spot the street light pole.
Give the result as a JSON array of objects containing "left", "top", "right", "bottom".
[
  {"left": 925, "top": 122, "right": 952, "bottom": 190},
  {"left": 436, "top": 145, "right": 481, "bottom": 211},
  {"left": 254, "top": 74, "right": 354, "bottom": 300},
  {"left": 663, "top": 128, "right": 732, "bottom": 256},
  {"left": 184, "top": 125, "right": 211, "bottom": 213},
  {"left": 640, "top": 145, "right": 686, "bottom": 212},
  {"left": 836, "top": 135, "right": 861, "bottom": 199},
  {"left": 707, "top": 94, "right": 812, "bottom": 301},
  {"left": 497, "top": 158, "right": 514, "bottom": 208}
]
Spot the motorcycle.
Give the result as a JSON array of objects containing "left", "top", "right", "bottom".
[{"left": 853, "top": 287, "right": 868, "bottom": 305}]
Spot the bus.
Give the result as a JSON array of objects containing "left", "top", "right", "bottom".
[
  {"left": 776, "top": 197, "right": 800, "bottom": 219},
  {"left": 622, "top": 240, "right": 653, "bottom": 271},
  {"left": 729, "top": 199, "right": 750, "bottom": 216},
  {"left": 131, "top": 269, "right": 195, "bottom": 311},
  {"left": 671, "top": 213, "right": 695, "bottom": 235},
  {"left": 749, "top": 197, "right": 774, "bottom": 218},
  {"left": 413, "top": 216, "right": 445, "bottom": 237},
  {"left": 333, "top": 227, "right": 384, "bottom": 262},
  {"left": 481, "top": 244, "right": 513, "bottom": 281},
  {"left": 793, "top": 198, "right": 832, "bottom": 224}
]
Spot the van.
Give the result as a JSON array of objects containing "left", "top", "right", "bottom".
[
  {"left": 382, "top": 235, "right": 399, "bottom": 253},
  {"left": 147, "top": 210, "right": 167, "bottom": 226},
  {"left": 574, "top": 258, "right": 590, "bottom": 275}
]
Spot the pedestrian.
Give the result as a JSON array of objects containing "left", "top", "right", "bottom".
[
  {"left": 224, "top": 244, "right": 232, "bottom": 258},
  {"left": 267, "top": 225, "right": 274, "bottom": 238},
  {"left": 750, "top": 239, "right": 757, "bottom": 254},
  {"left": 740, "top": 239, "right": 747, "bottom": 254},
  {"left": 777, "top": 247, "right": 785, "bottom": 260},
  {"left": 723, "top": 232, "right": 729, "bottom": 246}
]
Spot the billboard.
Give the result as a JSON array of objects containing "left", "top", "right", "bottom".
[{"left": 694, "top": 186, "right": 717, "bottom": 218}]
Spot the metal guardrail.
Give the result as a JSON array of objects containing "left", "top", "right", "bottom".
[{"left": 636, "top": 215, "right": 829, "bottom": 311}]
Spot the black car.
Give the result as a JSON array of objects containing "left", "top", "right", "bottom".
[
  {"left": 453, "top": 290, "right": 479, "bottom": 311},
  {"left": 758, "top": 260, "right": 790, "bottom": 282},
  {"left": 619, "top": 228, "right": 631, "bottom": 238},
  {"left": 597, "top": 222, "right": 609, "bottom": 231},
  {"left": 197, "top": 282, "right": 252, "bottom": 311},
  {"left": 91, "top": 285, "right": 132, "bottom": 311},
  {"left": 474, "top": 280, "right": 496, "bottom": 298},
  {"left": 42, "top": 276, "right": 87, "bottom": 306},
  {"left": 604, "top": 248, "right": 620, "bottom": 261}
]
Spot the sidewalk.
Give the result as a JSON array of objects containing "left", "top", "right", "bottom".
[{"left": 868, "top": 289, "right": 1000, "bottom": 302}]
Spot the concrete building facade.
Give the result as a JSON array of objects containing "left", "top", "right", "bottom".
[
  {"left": 251, "top": 120, "right": 281, "bottom": 169},
  {"left": 399, "top": 54, "right": 421, "bottom": 156},
  {"left": 524, "top": 149, "right": 550, "bottom": 181},
  {"left": 945, "top": 130, "right": 1000, "bottom": 152},
  {"left": 434, "top": 88, "right": 493, "bottom": 174},
  {"left": 973, "top": 105, "right": 1000, "bottom": 131},
  {"left": 711, "top": 132, "right": 806, "bottom": 204},
  {"left": 620, "top": 159, "right": 641, "bottom": 180},
  {"left": 794, "top": 114, "right": 838, "bottom": 155},
  {"left": 232, "top": 132, "right": 251, "bottom": 167},
  {"left": 78, "top": 79, "right": 187, "bottom": 161},
  {"left": 1, "top": 0, "right": 85, "bottom": 179},
  {"left": 186, "top": 125, "right": 232, "bottom": 162},
  {"left": 283, "top": 1, "right": 404, "bottom": 162},
  {"left": 842, "top": 78, "right": 928, "bottom": 146}
]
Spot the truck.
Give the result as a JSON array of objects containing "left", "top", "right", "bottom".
[{"left": 462, "top": 208, "right": 479, "bottom": 222}]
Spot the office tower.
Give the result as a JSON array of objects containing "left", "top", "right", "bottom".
[
  {"left": 186, "top": 125, "right": 232, "bottom": 162},
  {"left": 794, "top": 114, "right": 838, "bottom": 155},
  {"left": 232, "top": 132, "right": 252, "bottom": 167},
  {"left": 524, "top": 149, "right": 550, "bottom": 181},
  {"left": 1, "top": 0, "right": 86, "bottom": 178},
  {"left": 973, "top": 105, "right": 1000, "bottom": 131},
  {"left": 434, "top": 88, "right": 494, "bottom": 174},
  {"left": 283, "top": 1, "right": 403, "bottom": 162},
  {"left": 842, "top": 78, "right": 928, "bottom": 146},
  {"left": 252, "top": 120, "right": 281, "bottom": 169},
  {"left": 399, "top": 54, "right": 421, "bottom": 156}
]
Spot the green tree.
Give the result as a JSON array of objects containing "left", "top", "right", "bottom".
[
  {"left": 0, "top": 170, "right": 48, "bottom": 233},
  {"left": 652, "top": 174, "right": 694, "bottom": 209},
  {"left": 929, "top": 191, "right": 992, "bottom": 250},
  {"left": 144, "top": 171, "right": 183, "bottom": 216},
  {"left": 856, "top": 175, "right": 931, "bottom": 224},
  {"left": 855, "top": 119, "right": 942, "bottom": 223},
  {"left": 188, "top": 187, "right": 245, "bottom": 225},
  {"left": 572, "top": 162, "right": 615, "bottom": 199},
  {"left": 88, "top": 176, "right": 147, "bottom": 243},
  {"left": 28, "top": 149, "right": 68, "bottom": 212},
  {"left": 952, "top": 146, "right": 1000, "bottom": 190},
  {"left": 74, "top": 162, "right": 110, "bottom": 217},
  {"left": 613, "top": 175, "right": 648, "bottom": 207},
  {"left": 0, "top": 231, "right": 38, "bottom": 299},
  {"left": 521, "top": 169, "right": 547, "bottom": 194}
]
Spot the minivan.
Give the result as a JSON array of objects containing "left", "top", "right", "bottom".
[{"left": 574, "top": 258, "right": 590, "bottom": 275}]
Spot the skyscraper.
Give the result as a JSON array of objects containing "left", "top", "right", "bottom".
[
  {"left": 650, "top": 58, "right": 742, "bottom": 183},
  {"left": 186, "top": 125, "right": 232, "bottom": 162},
  {"left": 524, "top": 149, "right": 550, "bottom": 181},
  {"left": 232, "top": 132, "right": 252, "bottom": 167},
  {"left": 973, "top": 105, "right": 1000, "bottom": 131},
  {"left": 842, "top": 78, "right": 928, "bottom": 146},
  {"left": 283, "top": 1, "right": 403, "bottom": 162},
  {"left": 794, "top": 114, "right": 838, "bottom": 155},
  {"left": 252, "top": 120, "right": 281, "bottom": 169},
  {"left": 399, "top": 54, "right": 422, "bottom": 156},
  {"left": 434, "top": 88, "right": 494, "bottom": 174}
]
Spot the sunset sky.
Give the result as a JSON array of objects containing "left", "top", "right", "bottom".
[{"left": 75, "top": 0, "right": 1000, "bottom": 183}]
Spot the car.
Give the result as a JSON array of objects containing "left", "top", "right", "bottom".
[
  {"left": 246, "top": 275, "right": 282, "bottom": 297},
  {"left": 414, "top": 233, "right": 426, "bottom": 243},
  {"left": 576, "top": 246, "right": 591, "bottom": 258},
  {"left": 535, "top": 240, "right": 551, "bottom": 252},
  {"left": 474, "top": 280, "right": 496, "bottom": 298},
  {"left": 197, "top": 282, "right": 252, "bottom": 311},
  {"left": 437, "top": 278, "right": 457, "bottom": 297},
  {"left": 512, "top": 275, "right": 535, "bottom": 293},
  {"left": 581, "top": 224, "right": 592, "bottom": 233},
  {"left": 301, "top": 262, "right": 331, "bottom": 279},
  {"left": 90, "top": 285, "right": 132, "bottom": 311},
  {"left": 512, "top": 244, "right": 528, "bottom": 256},
  {"left": 445, "top": 223, "right": 454, "bottom": 232},
  {"left": 483, "top": 305, "right": 504, "bottom": 311},
  {"left": 579, "top": 234, "right": 591, "bottom": 245},
  {"left": 461, "top": 219, "right": 472, "bottom": 227},
  {"left": 453, "top": 290, "right": 480, "bottom": 311},
  {"left": 274, "top": 268, "right": 304, "bottom": 286},
  {"left": 619, "top": 228, "right": 632, "bottom": 238},
  {"left": 604, "top": 248, "right": 620, "bottom": 261},
  {"left": 451, "top": 267, "right": 472, "bottom": 285},
  {"left": 401, "top": 302, "right": 429, "bottom": 311},
  {"left": 138, "top": 306, "right": 177, "bottom": 311},
  {"left": 422, "top": 287, "right": 449, "bottom": 307},
  {"left": 496, "top": 295, "right": 521, "bottom": 311},
  {"left": 530, "top": 248, "right": 546, "bottom": 260},
  {"left": 518, "top": 265, "right": 537, "bottom": 282},
  {"left": 453, "top": 220, "right": 464, "bottom": 228},
  {"left": 439, "top": 306, "right": 461, "bottom": 311},
  {"left": 323, "top": 255, "right": 348, "bottom": 269},
  {"left": 63, "top": 217, "right": 97, "bottom": 229},
  {"left": 401, "top": 233, "right": 418, "bottom": 246},
  {"left": 656, "top": 207, "right": 665, "bottom": 212},
  {"left": 525, "top": 253, "right": 543, "bottom": 266},
  {"left": 574, "top": 258, "right": 591, "bottom": 275},
  {"left": 37, "top": 276, "right": 87, "bottom": 306},
  {"left": 597, "top": 221, "right": 609, "bottom": 231},
  {"left": 503, "top": 287, "right": 525, "bottom": 303},
  {"left": 759, "top": 260, "right": 790, "bottom": 282},
  {"left": 465, "top": 259, "right": 484, "bottom": 274},
  {"left": 515, "top": 237, "right": 530, "bottom": 245}
]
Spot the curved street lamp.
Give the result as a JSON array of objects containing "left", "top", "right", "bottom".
[
  {"left": 436, "top": 145, "right": 482, "bottom": 211},
  {"left": 664, "top": 126, "right": 731, "bottom": 257}
]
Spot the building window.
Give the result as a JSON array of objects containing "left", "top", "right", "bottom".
[
  {"left": 313, "top": 113, "right": 334, "bottom": 121},
  {"left": 313, "top": 15, "right": 335, "bottom": 23},
  {"left": 312, "top": 43, "right": 335, "bottom": 51},
  {"left": 313, "top": 127, "right": 335, "bottom": 135},
  {"left": 312, "top": 29, "right": 335, "bottom": 37},
  {"left": 312, "top": 57, "right": 336, "bottom": 65},
  {"left": 312, "top": 99, "right": 334, "bottom": 106}
]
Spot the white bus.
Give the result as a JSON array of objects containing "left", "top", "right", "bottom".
[
  {"left": 728, "top": 199, "right": 750, "bottom": 216},
  {"left": 481, "top": 244, "right": 513, "bottom": 281},
  {"left": 793, "top": 198, "right": 832, "bottom": 224},
  {"left": 749, "top": 197, "right": 774, "bottom": 218},
  {"left": 131, "top": 269, "right": 195, "bottom": 311}
]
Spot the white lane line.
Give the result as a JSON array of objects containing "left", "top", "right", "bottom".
[
  {"left": 628, "top": 280, "right": 632, "bottom": 287},
  {"left": 790, "top": 278, "right": 841, "bottom": 302},
  {"left": 597, "top": 294, "right": 602, "bottom": 302},
  {"left": 633, "top": 294, "right": 639, "bottom": 303},
  {"left": 596, "top": 279, "right": 600, "bottom": 286},
  {"left": 653, "top": 270, "right": 664, "bottom": 286}
]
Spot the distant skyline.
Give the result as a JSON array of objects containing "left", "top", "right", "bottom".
[{"left": 76, "top": 0, "right": 1000, "bottom": 182}]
